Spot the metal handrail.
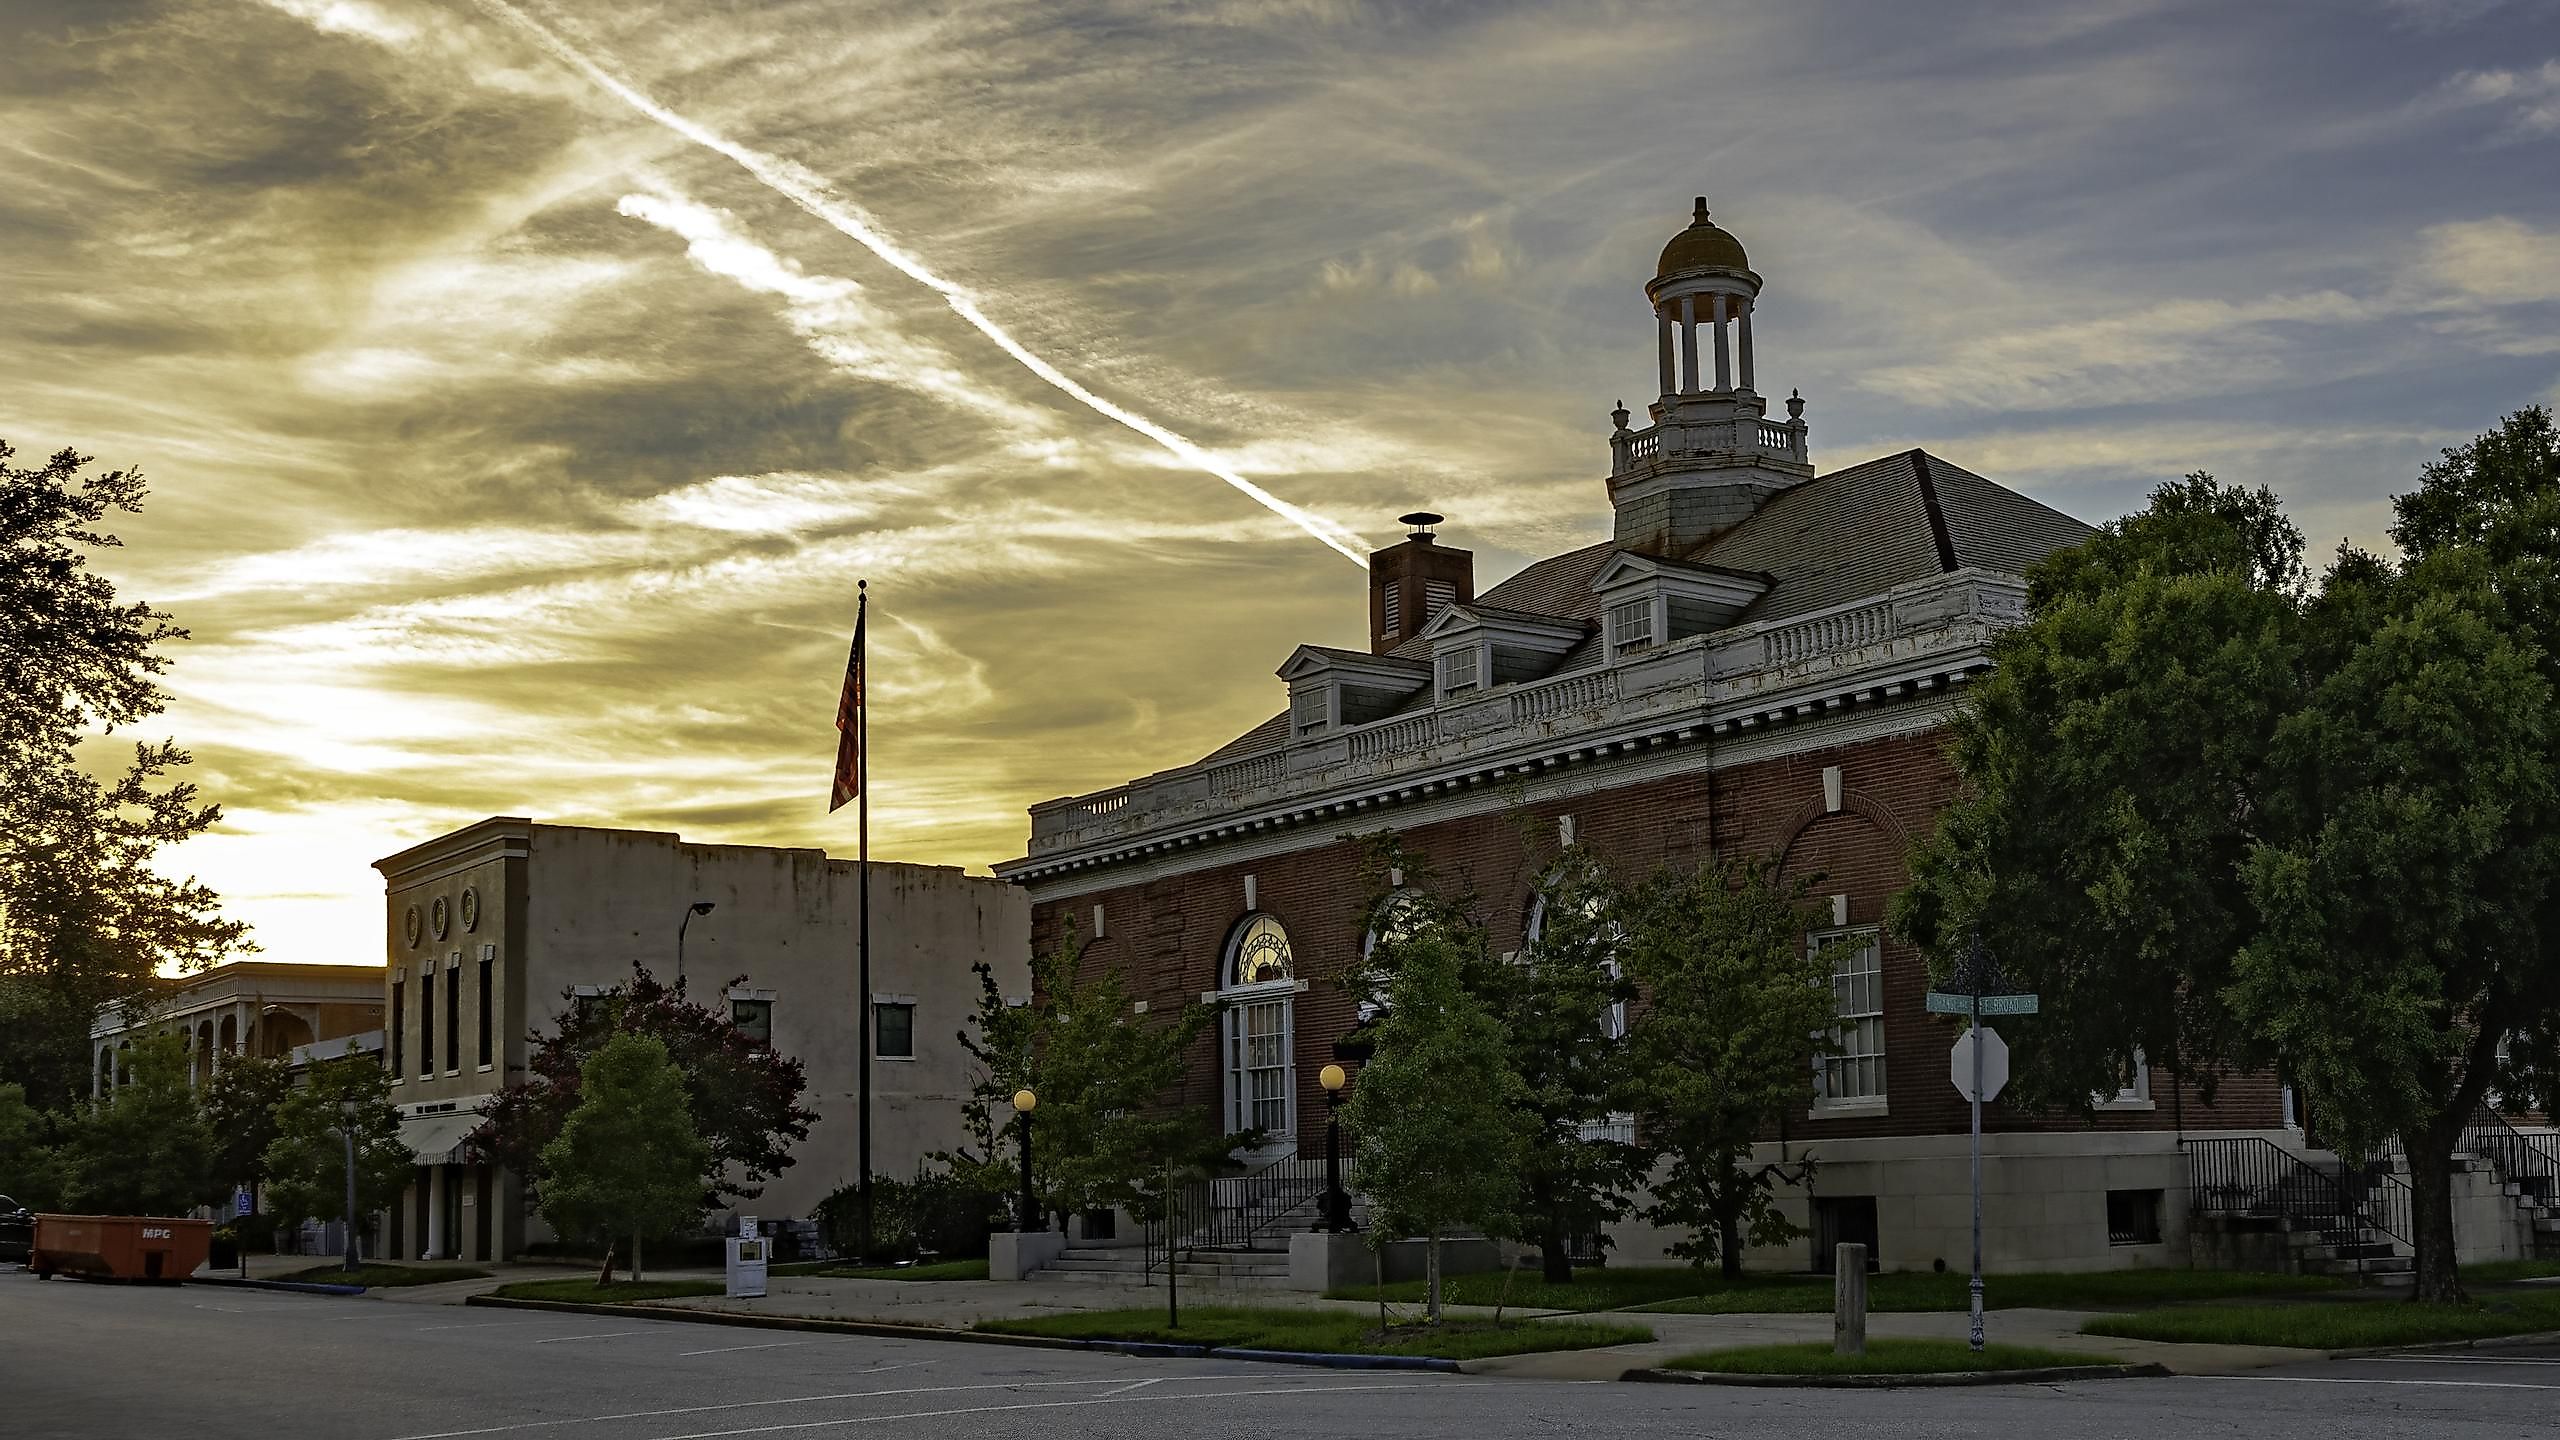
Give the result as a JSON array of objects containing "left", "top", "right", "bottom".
[
  {"left": 2186, "top": 1135, "right": 2411, "bottom": 1249},
  {"left": 2459, "top": 1106, "right": 2560, "bottom": 1209},
  {"left": 1142, "top": 1153, "right": 1329, "bottom": 1281}
]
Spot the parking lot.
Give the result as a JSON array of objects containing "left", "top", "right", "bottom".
[{"left": 5, "top": 1271, "right": 2559, "bottom": 1439}]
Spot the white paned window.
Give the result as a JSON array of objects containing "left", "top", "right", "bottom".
[
  {"left": 1438, "top": 646, "right": 1480, "bottom": 698},
  {"left": 1608, "top": 598, "right": 1657, "bottom": 655},
  {"left": 1230, "top": 998, "right": 1293, "bottom": 1135},
  {"left": 1816, "top": 929, "right": 1886, "bottom": 1104},
  {"left": 1423, "top": 578, "right": 1456, "bottom": 625},
  {"left": 1292, "top": 687, "right": 1329, "bottom": 736},
  {"left": 2096, "top": 1048, "right": 2151, "bottom": 1107}
]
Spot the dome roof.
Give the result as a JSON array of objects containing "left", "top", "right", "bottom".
[{"left": 1656, "top": 196, "right": 1749, "bottom": 276}]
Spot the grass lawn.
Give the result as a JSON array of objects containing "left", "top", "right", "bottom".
[
  {"left": 2085, "top": 1292, "right": 2560, "bottom": 1350},
  {"left": 2465, "top": 1259, "right": 2560, "bottom": 1286},
  {"left": 977, "top": 1305, "right": 1652, "bottom": 1360},
  {"left": 1667, "top": 1338, "right": 2118, "bottom": 1375},
  {"left": 808, "top": 1258, "right": 988, "bottom": 1282},
  {"left": 275, "top": 1263, "right": 491, "bottom": 1288},
  {"left": 490, "top": 1277, "right": 724, "bottom": 1304},
  {"left": 1335, "top": 1265, "right": 2341, "bottom": 1316}
]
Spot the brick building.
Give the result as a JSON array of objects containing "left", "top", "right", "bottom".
[{"left": 995, "top": 198, "right": 2306, "bottom": 1274}]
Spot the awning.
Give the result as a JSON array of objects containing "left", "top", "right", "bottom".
[{"left": 400, "top": 1111, "right": 479, "bottom": 1166}]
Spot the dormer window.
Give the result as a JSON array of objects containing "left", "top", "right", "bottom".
[
  {"left": 1608, "top": 599, "right": 1657, "bottom": 655},
  {"left": 1438, "top": 646, "right": 1481, "bottom": 697},
  {"left": 1292, "top": 687, "right": 1330, "bottom": 736}
]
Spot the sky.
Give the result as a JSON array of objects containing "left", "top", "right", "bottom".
[{"left": 5, "top": 0, "right": 2559, "bottom": 969}]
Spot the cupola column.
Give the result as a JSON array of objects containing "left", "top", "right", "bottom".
[
  {"left": 1679, "top": 294, "right": 1700, "bottom": 395},
  {"left": 1711, "top": 292, "right": 1732, "bottom": 392},
  {"left": 1655, "top": 306, "right": 1675, "bottom": 397},
  {"left": 1737, "top": 305, "right": 1755, "bottom": 392}
]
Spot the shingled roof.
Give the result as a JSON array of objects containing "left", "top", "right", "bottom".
[{"left": 1192, "top": 449, "right": 2092, "bottom": 767}]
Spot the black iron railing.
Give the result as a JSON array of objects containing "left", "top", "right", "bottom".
[
  {"left": 2459, "top": 1106, "right": 2560, "bottom": 1210},
  {"left": 1142, "top": 1153, "right": 1329, "bottom": 1281},
  {"left": 2186, "top": 1135, "right": 2412, "bottom": 1249}
]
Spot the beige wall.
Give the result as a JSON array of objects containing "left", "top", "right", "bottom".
[{"left": 377, "top": 819, "right": 1030, "bottom": 1239}]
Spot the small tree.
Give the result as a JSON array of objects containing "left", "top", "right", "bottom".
[
  {"left": 203, "top": 1053, "right": 292, "bottom": 1197},
  {"left": 1619, "top": 858, "right": 1836, "bottom": 1279},
  {"left": 262, "top": 1056, "right": 410, "bottom": 1253},
  {"left": 57, "top": 1034, "right": 215, "bottom": 1215},
  {"left": 539, "top": 1033, "right": 710, "bottom": 1283},
  {"left": 468, "top": 963, "right": 812, "bottom": 1212},
  {"left": 944, "top": 923, "right": 1230, "bottom": 1231},
  {"left": 0, "top": 1081, "right": 65, "bottom": 1210},
  {"left": 1344, "top": 927, "right": 1526, "bottom": 1322}
]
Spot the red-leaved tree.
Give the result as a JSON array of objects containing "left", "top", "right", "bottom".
[{"left": 466, "top": 963, "right": 815, "bottom": 1210}]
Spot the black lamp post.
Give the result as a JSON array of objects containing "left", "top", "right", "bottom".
[
  {"left": 336, "top": 1099, "right": 362, "bottom": 1274},
  {"left": 675, "top": 901, "right": 715, "bottom": 987},
  {"left": 1011, "top": 1088, "right": 1042, "bottom": 1232},
  {"left": 1318, "top": 1063, "right": 1353, "bottom": 1232}
]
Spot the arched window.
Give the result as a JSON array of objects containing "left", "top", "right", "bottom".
[
  {"left": 1355, "top": 891, "right": 1426, "bottom": 1023},
  {"left": 1220, "top": 912, "right": 1298, "bottom": 1149},
  {"left": 1525, "top": 887, "right": 1629, "bottom": 1042}
]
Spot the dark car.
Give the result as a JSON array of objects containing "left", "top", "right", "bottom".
[{"left": 0, "top": 1195, "right": 30, "bottom": 1264}]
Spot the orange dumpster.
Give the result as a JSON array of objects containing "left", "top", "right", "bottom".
[{"left": 30, "top": 1214, "right": 213, "bottom": 1283}]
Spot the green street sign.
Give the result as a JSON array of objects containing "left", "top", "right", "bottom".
[{"left": 1926, "top": 991, "right": 2040, "bottom": 1016}]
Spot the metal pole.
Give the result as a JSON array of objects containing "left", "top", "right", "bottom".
[
  {"left": 857, "top": 583, "right": 873, "bottom": 1264},
  {"left": 343, "top": 1123, "right": 360, "bottom": 1274},
  {"left": 1017, "top": 1109, "right": 1038, "bottom": 1232},
  {"left": 1165, "top": 1153, "right": 1179, "bottom": 1329},
  {"left": 1969, "top": 996, "right": 1985, "bottom": 1352},
  {"left": 1324, "top": 1095, "right": 1344, "bottom": 1232},
  {"left": 677, "top": 910, "right": 689, "bottom": 988}
]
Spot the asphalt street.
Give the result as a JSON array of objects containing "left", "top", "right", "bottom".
[{"left": 3, "top": 1272, "right": 2557, "bottom": 1440}]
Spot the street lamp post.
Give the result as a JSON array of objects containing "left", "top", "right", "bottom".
[
  {"left": 1011, "top": 1088, "right": 1041, "bottom": 1233},
  {"left": 337, "top": 1098, "right": 361, "bottom": 1275},
  {"left": 675, "top": 901, "right": 716, "bottom": 988},
  {"left": 1317, "top": 1063, "right": 1352, "bottom": 1232}
]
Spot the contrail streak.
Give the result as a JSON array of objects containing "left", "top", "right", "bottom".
[{"left": 473, "top": 0, "right": 1372, "bottom": 567}]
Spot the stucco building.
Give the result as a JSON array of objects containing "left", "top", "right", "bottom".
[
  {"left": 995, "top": 197, "right": 2315, "bottom": 1276},
  {"left": 91, "top": 959, "right": 384, "bottom": 1095},
  {"left": 373, "top": 818, "right": 1029, "bottom": 1262}
]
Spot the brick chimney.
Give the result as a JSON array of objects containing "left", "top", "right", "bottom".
[{"left": 1369, "top": 513, "right": 1473, "bottom": 655}]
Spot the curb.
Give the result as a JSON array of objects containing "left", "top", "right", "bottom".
[
  {"left": 2328, "top": 1327, "right": 2560, "bottom": 1360},
  {"left": 463, "top": 1296, "right": 1457, "bottom": 1371},
  {"left": 1623, "top": 1362, "right": 2168, "bottom": 1389},
  {"left": 193, "top": 1275, "right": 368, "bottom": 1297}
]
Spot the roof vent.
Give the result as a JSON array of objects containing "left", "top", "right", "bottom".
[{"left": 1398, "top": 511, "right": 1442, "bottom": 541}]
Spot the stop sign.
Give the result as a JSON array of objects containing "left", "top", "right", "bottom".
[{"left": 1951, "top": 1025, "right": 2009, "bottom": 1103}]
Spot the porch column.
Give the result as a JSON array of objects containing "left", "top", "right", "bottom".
[
  {"left": 1711, "top": 293, "right": 1732, "bottom": 391},
  {"left": 1737, "top": 305, "right": 1755, "bottom": 392},
  {"left": 425, "top": 1165, "right": 445, "bottom": 1259},
  {"left": 1655, "top": 307, "right": 1675, "bottom": 397},
  {"left": 1678, "top": 294, "right": 1699, "bottom": 395}
]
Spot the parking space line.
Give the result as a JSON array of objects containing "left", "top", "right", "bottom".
[
  {"left": 2179, "top": 1374, "right": 2560, "bottom": 1391},
  {"left": 383, "top": 1374, "right": 1121, "bottom": 1440},
  {"left": 652, "top": 1381, "right": 1436, "bottom": 1440},
  {"left": 531, "top": 1330, "right": 646, "bottom": 1344},
  {"left": 677, "top": 1342, "right": 804, "bottom": 1357},
  {"left": 2368, "top": 1355, "right": 2560, "bottom": 1366}
]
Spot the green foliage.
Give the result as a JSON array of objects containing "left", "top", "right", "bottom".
[
  {"left": 202, "top": 1053, "right": 291, "bottom": 1191},
  {"left": 0, "top": 1081, "right": 65, "bottom": 1210},
  {"left": 537, "top": 1033, "right": 711, "bottom": 1262},
  {"left": 1344, "top": 924, "right": 1527, "bottom": 1320},
  {"left": 2085, "top": 1293, "right": 2560, "bottom": 1350},
  {"left": 260, "top": 1056, "right": 410, "bottom": 1231},
  {"left": 1895, "top": 415, "right": 2560, "bottom": 1303},
  {"left": 943, "top": 923, "right": 1232, "bottom": 1230},
  {"left": 975, "top": 1305, "right": 1652, "bottom": 1360},
  {"left": 1618, "top": 858, "right": 1837, "bottom": 1277},
  {"left": 1667, "top": 1338, "right": 2113, "bottom": 1375},
  {"left": 1338, "top": 1262, "right": 2341, "bottom": 1315},
  {"left": 808, "top": 1257, "right": 988, "bottom": 1281},
  {"left": 0, "top": 442, "right": 249, "bottom": 1108},
  {"left": 815, "top": 1165, "right": 998, "bottom": 1261},
  {"left": 57, "top": 1034, "right": 215, "bottom": 1214}
]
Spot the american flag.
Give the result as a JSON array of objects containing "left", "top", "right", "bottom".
[{"left": 829, "top": 599, "right": 864, "bottom": 812}]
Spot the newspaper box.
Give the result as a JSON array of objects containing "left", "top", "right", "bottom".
[{"left": 725, "top": 1216, "right": 768, "bottom": 1298}]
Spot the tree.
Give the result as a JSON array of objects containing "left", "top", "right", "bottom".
[
  {"left": 57, "top": 1035, "right": 214, "bottom": 1215},
  {"left": 1895, "top": 417, "right": 2560, "bottom": 1303},
  {"left": 467, "top": 963, "right": 813, "bottom": 1212},
  {"left": 0, "top": 1081, "right": 65, "bottom": 1210},
  {"left": 1618, "top": 857, "right": 1837, "bottom": 1279},
  {"left": 1344, "top": 926, "right": 1526, "bottom": 1323},
  {"left": 0, "top": 442, "right": 249, "bottom": 1108},
  {"left": 261, "top": 1056, "right": 410, "bottom": 1250},
  {"left": 943, "top": 923, "right": 1231, "bottom": 1233},
  {"left": 538, "top": 1033, "right": 711, "bottom": 1283},
  {"left": 203, "top": 1053, "right": 292, "bottom": 1196}
]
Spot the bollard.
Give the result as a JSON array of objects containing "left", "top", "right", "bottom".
[{"left": 1833, "top": 1243, "right": 1868, "bottom": 1357}]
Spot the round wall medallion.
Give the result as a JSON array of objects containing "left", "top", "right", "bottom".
[
  {"left": 403, "top": 906, "right": 423, "bottom": 948},
  {"left": 431, "top": 895, "right": 451, "bottom": 940},
  {"left": 460, "top": 886, "right": 481, "bottom": 933}
]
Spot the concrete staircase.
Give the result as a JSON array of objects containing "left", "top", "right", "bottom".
[{"left": 1035, "top": 1243, "right": 1294, "bottom": 1290}]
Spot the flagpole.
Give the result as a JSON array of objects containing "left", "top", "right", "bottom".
[{"left": 856, "top": 580, "right": 873, "bottom": 1263}]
